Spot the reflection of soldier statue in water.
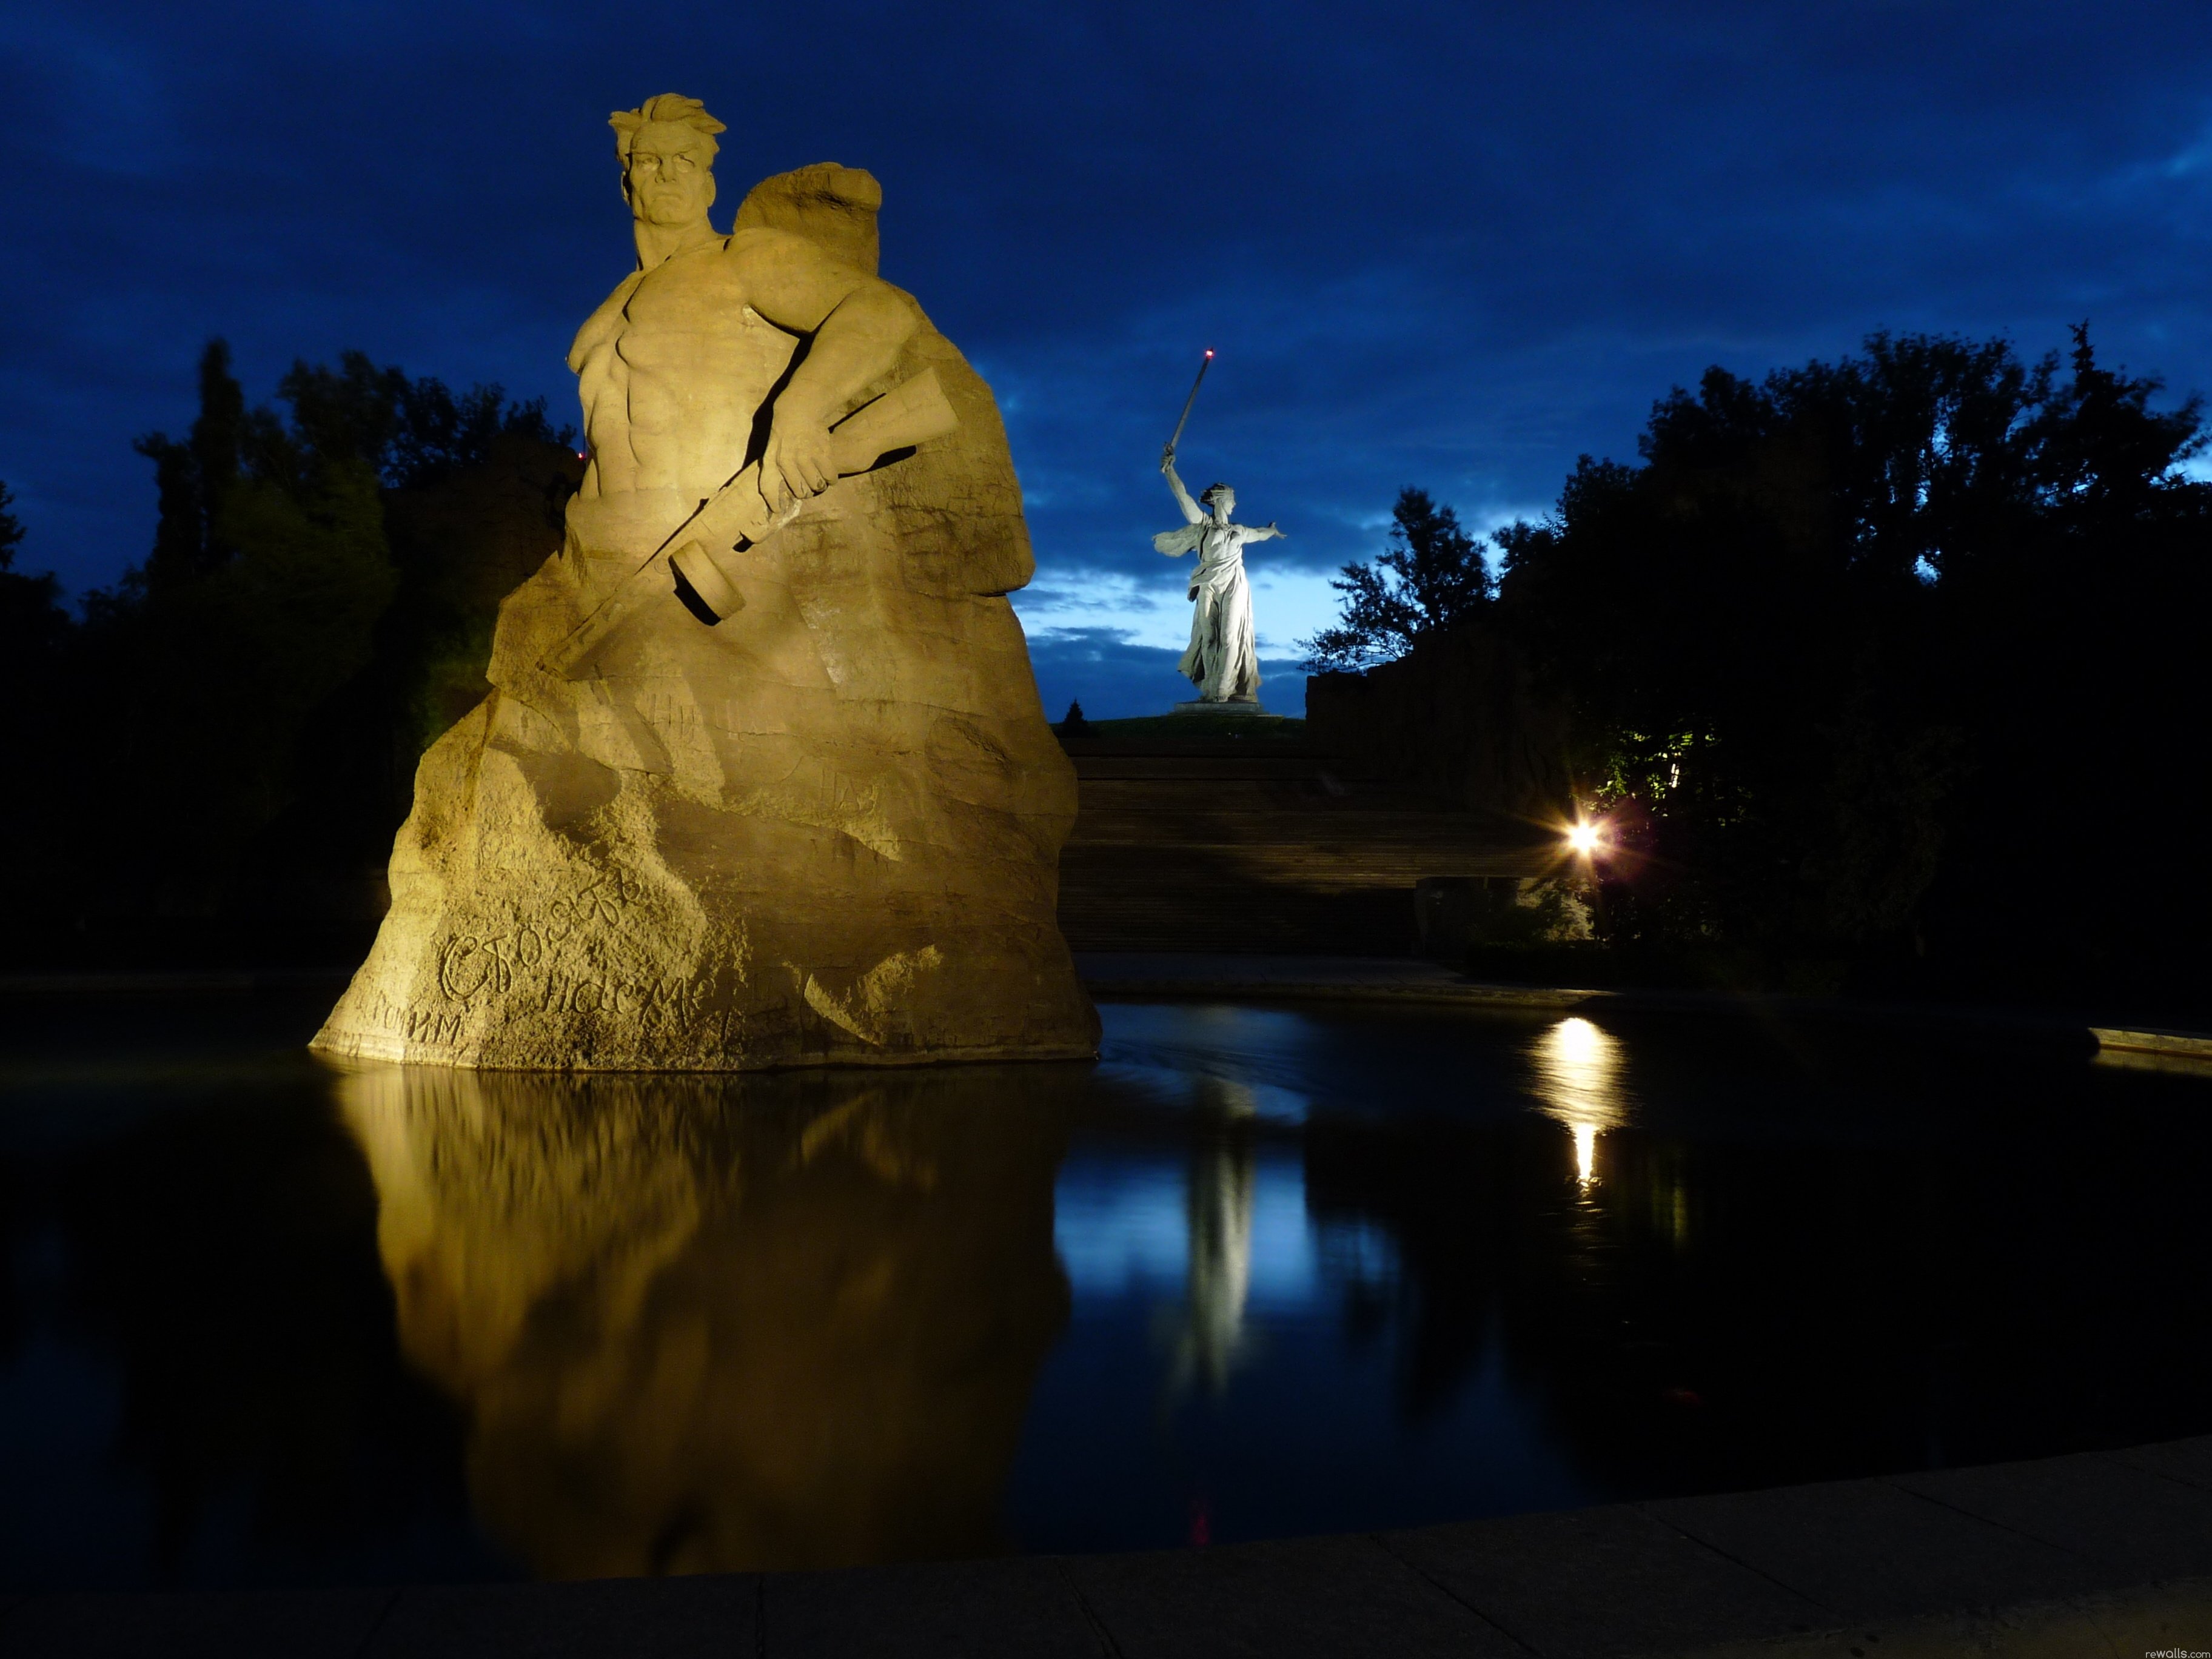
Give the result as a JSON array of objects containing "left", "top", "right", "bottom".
[{"left": 338, "top": 1064, "right": 1077, "bottom": 1575}]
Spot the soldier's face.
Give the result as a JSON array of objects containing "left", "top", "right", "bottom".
[{"left": 625, "top": 124, "right": 717, "bottom": 227}]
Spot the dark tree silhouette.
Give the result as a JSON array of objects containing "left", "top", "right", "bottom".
[
  {"left": 1301, "top": 487, "right": 1490, "bottom": 670},
  {"left": 1488, "top": 326, "right": 2211, "bottom": 1003},
  {"left": 0, "top": 482, "right": 72, "bottom": 890},
  {"left": 4, "top": 341, "right": 579, "bottom": 967},
  {"left": 0, "top": 480, "right": 65, "bottom": 662}
]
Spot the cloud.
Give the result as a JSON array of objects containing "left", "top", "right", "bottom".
[
  {"left": 5, "top": 0, "right": 2212, "bottom": 666},
  {"left": 1019, "top": 622, "right": 1309, "bottom": 722}
]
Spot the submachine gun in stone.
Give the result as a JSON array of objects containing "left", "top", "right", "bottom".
[{"left": 543, "top": 367, "right": 959, "bottom": 675}]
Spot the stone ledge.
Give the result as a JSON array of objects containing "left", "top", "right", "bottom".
[
  {"left": 1087, "top": 971, "right": 1597, "bottom": 1011},
  {"left": 1669, "top": 1577, "right": 2212, "bottom": 1659},
  {"left": 1077, "top": 950, "right": 2212, "bottom": 1055},
  {"left": 2094, "top": 1025, "right": 2212, "bottom": 1064},
  {"left": 2, "top": 1438, "right": 2208, "bottom": 1657}
]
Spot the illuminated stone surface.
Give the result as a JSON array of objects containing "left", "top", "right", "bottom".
[
  {"left": 313, "top": 94, "right": 1095, "bottom": 1069},
  {"left": 337, "top": 1062, "right": 1074, "bottom": 1575}
]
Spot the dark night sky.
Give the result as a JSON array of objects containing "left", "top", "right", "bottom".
[{"left": 6, "top": 1, "right": 2212, "bottom": 716}]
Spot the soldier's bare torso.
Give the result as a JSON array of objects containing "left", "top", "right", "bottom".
[{"left": 569, "top": 229, "right": 806, "bottom": 503}]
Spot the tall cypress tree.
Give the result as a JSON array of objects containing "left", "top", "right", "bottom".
[{"left": 130, "top": 338, "right": 248, "bottom": 586}]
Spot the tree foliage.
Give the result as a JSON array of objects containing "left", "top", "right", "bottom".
[
  {"left": 7, "top": 340, "right": 578, "bottom": 960},
  {"left": 1491, "top": 326, "right": 2211, "bottom": 999},
  {"left": 0, "top": 480, "right": 67, "bottom": 663},
  {"left": 1301, "top": 487, "right": 1490, "bottom": 670},
  {"left": 0, "top": 482, "right": 73, "bottom": 883}
]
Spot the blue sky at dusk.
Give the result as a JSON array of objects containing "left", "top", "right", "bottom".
[{"left": 6, "top": 1, "right": 2212, "bottom": 717}]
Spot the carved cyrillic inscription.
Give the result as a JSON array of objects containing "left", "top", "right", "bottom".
[
  {"left": 365, "top": 988, "right": 466, "bottom": 1047},
  {"left": 438, "top": 929, "right": 546, "bottom": 1003},
  {"left": 540, "top": 969, "right": 711, "bottom": 1022},
  {"left": 543, "top": 873, "right": 640, "bottom": 942},
  {"left": 421, "top": 868, "right": 717, "bottom": 1045},
  {"left": 403, "top": 1007, "right": 466, "bottom": 1046}
]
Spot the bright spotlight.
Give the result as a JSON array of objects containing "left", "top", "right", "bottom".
[{"left": 1564, "top": 820, "right": 1604, "bottom": 857}]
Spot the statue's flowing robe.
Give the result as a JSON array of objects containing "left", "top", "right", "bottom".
[
  {"left": 1154, "top": 521, "right": 1262, "bottom": 701},
  {"left": 313, "top": 169, "right": 1097, "bottom": 1071}
]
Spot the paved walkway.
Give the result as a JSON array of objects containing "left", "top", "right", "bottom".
[{"left": 3, "top": 1438, "right": 2208, "bottom": 1655}]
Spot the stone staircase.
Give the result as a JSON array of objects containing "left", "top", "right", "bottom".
[{"left": 1054, "top": 745, "right": 1553, "bottom": 954}]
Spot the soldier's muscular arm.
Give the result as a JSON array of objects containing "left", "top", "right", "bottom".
[{"left": 733, "top": 228, "right": 917, "bottom": 511}]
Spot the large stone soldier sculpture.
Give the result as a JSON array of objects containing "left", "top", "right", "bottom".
[{"left": 315, "top": 94, "right": 1098, "bottom": 1070}]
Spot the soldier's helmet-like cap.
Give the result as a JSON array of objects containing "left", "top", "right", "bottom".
[{"left": 609, "top": 93, "right": 726, "bottom": 162}]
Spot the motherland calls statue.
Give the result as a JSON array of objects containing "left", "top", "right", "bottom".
[
  {"left": 1155, "top": 443, "right": 1284, "bottom": 708},
  {"left": 312, "top": 93, "right": 1098, "bottom": 1070}
]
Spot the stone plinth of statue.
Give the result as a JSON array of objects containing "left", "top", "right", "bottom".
[
  {"left": 312, "top": 94, "right": 1097, "bottom": 1071},
  {"left": 1172, "top": 697, "right": 1270, "bottom": 717}
]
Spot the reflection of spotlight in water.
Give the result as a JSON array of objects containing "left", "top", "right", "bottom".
[
  {"left": 1552, "top": 1016, "right": 1604, "bottom": 1066},
  {"left": 1530, "top": 1016, "right": 1628, "bottom": 1191},
  {"left": 1532, "top": 1017, "right": 1626, "bottom": 1123}
]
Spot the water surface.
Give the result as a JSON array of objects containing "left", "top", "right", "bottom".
[{"left": 1, "top": 990, "right": 2206, "bottom": 1589}]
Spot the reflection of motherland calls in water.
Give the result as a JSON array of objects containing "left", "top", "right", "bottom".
[
  {"left": 1169, "top": 1078, "right": 1259, "bottom": 1400},
  {"left": 1073, "top": 1015, "right": 1640, "bottom": 1429}
]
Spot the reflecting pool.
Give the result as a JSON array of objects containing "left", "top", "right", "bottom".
[{"left": 1, "top": 990, "right": 2208, "bottom": 1589}]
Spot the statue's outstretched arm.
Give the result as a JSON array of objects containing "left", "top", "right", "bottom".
[
  {"left": 1161, "top": 456, "right": 1205, "bottom": 525},
  {"left": 736, "top": 228, "right": 918, "bottom": 511}
]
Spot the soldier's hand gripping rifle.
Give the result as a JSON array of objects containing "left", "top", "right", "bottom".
[{"left": 541, "top": 367, "right": 960, "bottom": 676}]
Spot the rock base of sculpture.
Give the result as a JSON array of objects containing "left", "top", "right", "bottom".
[
  {"left": 310, "top": 491, "right": 1100, "bottom": 1071},
  {"left": 309, "top": 677, "right": 1099, "bottom": 1072}
]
